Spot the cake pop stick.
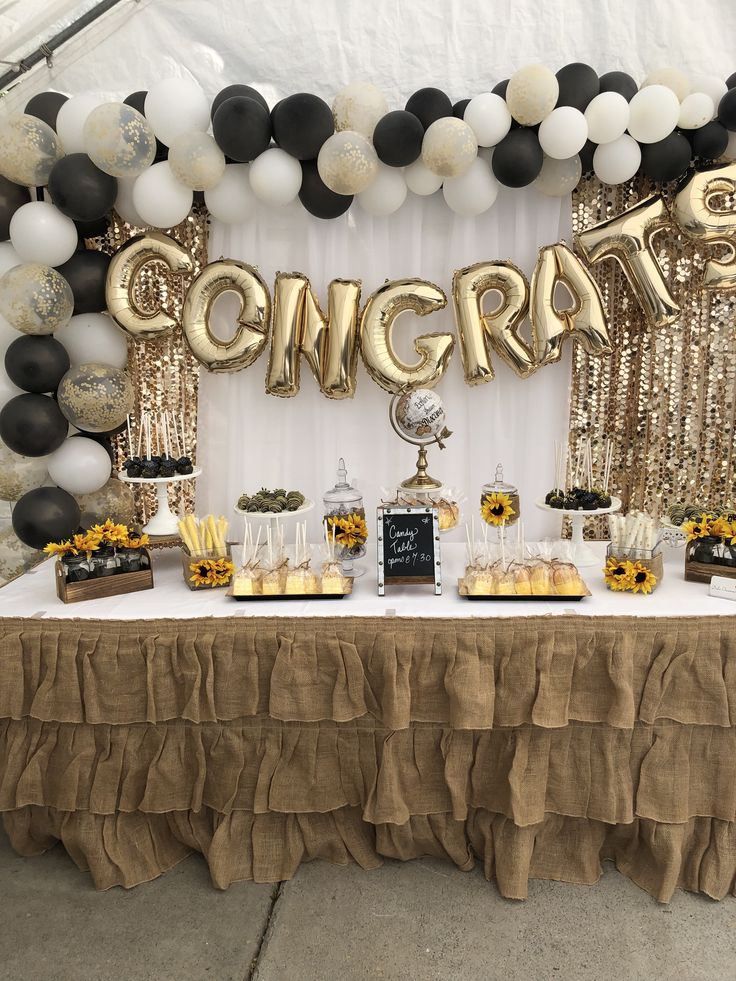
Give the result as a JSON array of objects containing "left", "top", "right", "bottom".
[{"left": 126, "top": 414, "right": 133, "bottom": 458}]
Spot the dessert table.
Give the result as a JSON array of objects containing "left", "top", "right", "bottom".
[{"left": 1, "top": 544, "right": 735, "bottom": 902}]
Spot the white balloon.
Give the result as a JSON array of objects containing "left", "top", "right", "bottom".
[
  {"left": 9, "top": 201, "right": 77, "bottom": 266},
  {"left": 332, "top": 82, "right": 388, "bottom": 139},
  {"left": 56, "top": 93, "right": 103, "bottom": 153},
  {"left": 535, "top": 155, "right": 582, "bottom": 196},
  {"left": 0, "top": 243, "right": 21, "bottom": 276},
  {"left": 168, "top": 131, "right": 226, "bottom": 190},
  {"left": 404, "top": 159, "right": 443, "bottom": 195},
  {"left": 585, "top": 92, "right": 630, "bottom": 144},
  {"left": 144, "top": 78, "right": 210, "bottom": 148},
  {"left": 249, "top": 148, "right": 302, "bottom": 206},
  {"left": 421, "top": 117, "right": 477, "bottom": 177},
  {"left": 317, "top": 131, "right": 379, "bottom": 194},
  {"left": 538, "top": 106, "right": 588, "bottom": 160},
  {"left": 627, "top": 86, "right": 680, "bottom": 143},
  {"left": 442, "top": 157, "right": 499, "bottom": 215},
  {"left": 114, "top": 177, "right": 147, "bottom": 227},
  {"left": 47, "top": 436, "right": 111, "bottom": 495},
  {"left": 55, "top": 313, "right": 129, "bottom": 370},
  {"left": 357, "top": 163, "right": 407, "bottom": 215},
  {"left": 593, "top": 134, "right": 641, "bottom": 184},
  {"left": 132, "top": 161, "right": 193, "bottom": 228},
  {"left": 205, "top": 164, "right": 256, "bottom": 223},
  {"left": 506, "top": 64, "right": 559, "bottom": 125},
  {"left": 642, "top": 68, "right": 691, "bottom": 102},
  {"left": 463, "top": 93, "right": 512, "bottom": 147},
  {"left": 678, "top": 93, "right": 715, "bottom": 130},
  {"left": 691, "top": 77, "right": 728, "bottom": 119}
]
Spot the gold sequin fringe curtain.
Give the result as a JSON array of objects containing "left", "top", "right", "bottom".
[
  {"left": 89, "top": 209, "right": 208, "bottom": 524},
  {"left": 570, "top": 175, "right": 736, "bottom": 537}
]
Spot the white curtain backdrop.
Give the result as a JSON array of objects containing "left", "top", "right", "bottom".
[{"left": 200, "top": 191, "right": 571, "bottom": 541}]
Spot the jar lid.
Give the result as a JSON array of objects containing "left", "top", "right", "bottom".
[
  {"left": 323, "top": 458, "right": 363, "bottom": 509},
  {"left": 483, "top": 463, "right": 518, "bottom": 495}
]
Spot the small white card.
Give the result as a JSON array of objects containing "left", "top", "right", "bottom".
[{"left": 709, "top": 576, "right": 736, "bottom": 602}]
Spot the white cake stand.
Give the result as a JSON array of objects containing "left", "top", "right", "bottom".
[
  {"left": 535, "top": 496, "right": 621, "bottom": 567},
  {"left": 118, "top": 468, "right": 202, "bottom": 536},
  {"left": 233, "top": 499, "right": 315, "bottom": 542}
]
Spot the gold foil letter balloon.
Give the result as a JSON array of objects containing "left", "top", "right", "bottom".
[
  {"left": 530, "top": 243, "right": 611, "bottom": 366},
  {"left": 576, "top": 195, "right": 680, "bottom": 328},
  {"left": 672, "top": 162, "right": 736, "bottom": 290},
  {"left": 359, "top": 279, "right": 454, "bottom": 394},
  {"left": 266, "top": 273, "right": 362, "bottom": 398},
  {"left": 182, "top": 260, "right": 270, "bottom": 372},
  {"left": 106, "top": 232, "right": 195, "bottom": 339},
  {"left": 452, "top": 261, "right": 533, "bottom": 383}
]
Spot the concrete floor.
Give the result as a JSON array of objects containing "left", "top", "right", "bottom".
[{"left": 1, "top": 827, "right": 735, "bottom": 981}]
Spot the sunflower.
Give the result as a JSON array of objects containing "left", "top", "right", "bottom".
[
  {"left": 326, "top": 513, "right": 368, "bottom": 551},
  {"left": 628, "top": 561, "right": 657, "bottom": 595},
  {"left": 682, "top": 516, "right": 713, "bottom": 542},
  {"left": 604, "top": 557, "right": 633, "bottom": 591},
  {"left": 480, "top": 492, "right": 515, "bottom": 526},
  {"left": 125, "top": 532, "right": 150, "bottom": 549},
  {"left": 189, "top": 557, "right": 235, "bottom": 588},
  {"left": 43, "top": 539, "right": 77, "bottom": 558},
  {"left": 73, "top": 531, "right": 102, "bottom": 554},
  {"left": 711, "top": 516, "right": 736, "bottom": 544},
  {"left": 91, "top": 519, "right": 130, "bottom": 547}
]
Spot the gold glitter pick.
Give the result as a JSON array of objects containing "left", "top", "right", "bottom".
[
  {"left": 570, "top": 173, "right": 736, "bottom": 539},
  {"left": 84, "top": 208, "right": 208, "bottom": 525}
]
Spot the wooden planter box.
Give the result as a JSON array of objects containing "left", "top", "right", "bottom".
[
  {"left": 55, "top": 550, "right": 154, "bottom": 603},
  {"left": 685, "top": 539, "right": 736, "bottom": 584}
]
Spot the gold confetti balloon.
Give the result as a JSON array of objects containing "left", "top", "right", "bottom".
[
  {"left": 0, "top": 442, "right": 48, "bottom": 501},
  {"left": 168, "top": 131, "right": 226, "bottom": 191},
  {"left": 74, "top": 475, "right": 136, "bottom": 526},
  {"left": 0, "top": 524, "right": 42, "bottom": 584},
  {"left": 421, "top": 117, "right": 477, "bottom": 178},
  {"left": 0, "top": 113, "right": 62, "bottom": 187},
  {"left": 57, "top": 362, "right": 134, "bottom": 433},
  {"left": 317, "top": 130, "right": 378, "bottom": 194},
  {"left": 82, "top": 103, "right": 157, "bottom": 179},
  {"left": 0, "top": 262, "right": 74, "bottom": 335}
]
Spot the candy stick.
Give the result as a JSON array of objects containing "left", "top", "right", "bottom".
[
  {"left": 465, "top": 523, "right": 472, "bottom": 565},
  {"left": 500, "top": 524, "right": 506, "bottom": 570},
  {"left": 126, "top": 414, "right": 133, "bottom": 458},
  {"left": 179, "top": 411, "right": 186, "bottom": 457},
  {"left": 145, "top": 412, "right": 151, "bottom": 460}
]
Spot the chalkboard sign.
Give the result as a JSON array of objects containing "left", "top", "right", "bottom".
[{"left": 376, "top": 506, "right": 441, "bottom": 595}]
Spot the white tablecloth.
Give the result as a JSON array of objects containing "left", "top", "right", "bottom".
[{"left": 1, "top": 542, "right": 734, "bottom": 620}]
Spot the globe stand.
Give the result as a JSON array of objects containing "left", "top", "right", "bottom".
[{"left": 389, "top": 391, "right": 452, "bottom": 492}]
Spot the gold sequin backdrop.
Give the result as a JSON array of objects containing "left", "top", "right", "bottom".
[
  {"left": 91, "top": 209, "right": 208, "bottom": 523},
  {"left": 570, "top": 174, "right": 736, "bottom": 537}
]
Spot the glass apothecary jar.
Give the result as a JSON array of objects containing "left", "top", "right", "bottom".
[
  {"left": 323, "top": 458, "right": 367, "bottom": 576},
  {"left": 480, "top": 464, "right": 520, "bottom": 527}
]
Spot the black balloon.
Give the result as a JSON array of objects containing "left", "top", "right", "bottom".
[
  {"left": 727, "top": 72, "right": 736, "bottom": 90},
  {"left": 640, "top": 133, "right": 692, "bottom": 182},
  {"left": 211, "top": 83, "right": 269, "bottom": 118},
  {"left": 693, "top": 120, "right": 729, "bottom": 160},
  {"left": 213, "top": 97, "right": 272, "bottom": 162},
  {"left": 48, "top": 154, "right": 117, "bottom": 223},
  {"left": 12, "top": 486, "right": 81, "bottom": 551},
  {"left": 0, "top": 176, "right": 31, "bottom": 240},
  {"left": 453, "top": 99, "right": 471, "bottom": 119},
  {"left": 492, "top": 79, "right": 509, "bottom": 98},
  {"left": 75, "top": 216, "right": 110, "bottom": 239},
  {"left": 718, "top": 89, "right": 736, "bottom": 131},
  {"left": 5, "top": 336, "right": 70, "bottom": 394},
  {"left": 55, "top": 250, "right": 111, "bottom": 314},
  {"left": 579, "top": 139, "right": 597, "bottom": 173},
  {"left": 373, "top": 110, "right": 424, "bottom": 167},
  {"left": 272, "top": 93, "right": 334, "bottom": 160},
  {"left": 298, "top": 160, "right": 353, "bottom": 219},
  {"left": 598, "top": 71, "right": 638, "bottom": 102},
  {"left": 492, "top": 129, "right": 544, "bottom": 187},
  {"left": 556, "top": 63, "right": 600, "bottom": 111},
  {"left": 405, "top": 87, "right": 453, "bottom": 130},
  {"left": 0, "top": 393, "right": 68, "bottom": 456},
  {"left": 24, "top": 91, "right": 68, "bottom": 130}
]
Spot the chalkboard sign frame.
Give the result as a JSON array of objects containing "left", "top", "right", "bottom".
[{"left": 376, "top": 506, "right": 441, "bottom": 596}]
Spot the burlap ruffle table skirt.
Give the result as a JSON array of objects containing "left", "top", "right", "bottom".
[{"left": 1, "top": 614, "right": 735, "bottom": 900}]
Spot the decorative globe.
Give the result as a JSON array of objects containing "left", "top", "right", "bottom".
[{"left": 395, "top": 388, "right": 445, "bottom": 441}]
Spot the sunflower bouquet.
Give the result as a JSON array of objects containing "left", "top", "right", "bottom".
[
  {"left": 45, "top": 521, "right": 150, "bottom": 582},
  {"left": 324, "top": 510, "right": 369, "bottom": 556},
  {"left": 681, "top": 509, "right": 736, "bottom": 570},
  {"left": 603, "top": 556, "right": 658, "bottom": 595}
]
